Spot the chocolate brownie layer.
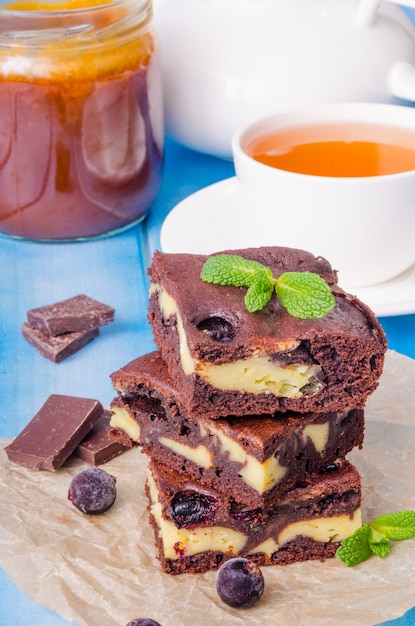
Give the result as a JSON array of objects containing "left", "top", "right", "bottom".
[
  {"left": 110, "top": 352, "right": 364, "bottom": 507},
  {"left": 147, "top": 246, "right": 387, "bottom": 418},
  {"left": 146, "top": 458, "right": 362, "bottom": 574}
]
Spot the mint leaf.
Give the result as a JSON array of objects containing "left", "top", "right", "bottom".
[
  {"left": 200, "top": 254, "right": 273, "bottom": 287},
  {"left": 369, "top": 541, "right": 391, "bottom": 559},
  {"left": 245, "top": 281, "right": 274, "bottom": 313},
  {"left": 335, "top": 523, "right": 372, "bottom": 567},
  {"left": 276, "top": 272, "right": 336, "bottom": 319},
  {"left": 368, "top": 527, "right": 391, "bottom": 558},
  {"left": 336, "top": 510, "right": 415, "bottom": 567},
  {"left": 371, "top": 511, "right": 415, "bottom": 541},
  {"left": 200, "top": 254, "right": 335, "bottom": 319}
]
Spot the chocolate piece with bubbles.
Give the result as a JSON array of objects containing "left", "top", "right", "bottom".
[
  {"left": 22, "top": 322, "right": 99, "bottom": 362},
  {"left": 26, "top": 294, "right": 115, "bottom": 336},
  {"left": 5, "top": 394, "right": 104, "bottom": 471},
  {"left": 74, "top": 411, "right": 128, "bottom": 466}
]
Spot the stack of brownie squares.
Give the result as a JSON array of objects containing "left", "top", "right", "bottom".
[{"left": 109, "top": 246, "right": 387, "bottom": 575}]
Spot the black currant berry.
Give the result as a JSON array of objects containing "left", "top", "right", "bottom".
[
  {"left": 68, "top": 467, "right": 116, "bottom": 515},
  {"left": 169, "top": 491, "right": 217, "bottom": 528},
  {"left": 197, "top": 317, "right": 235, "bottom": 342},
  {"left": 216, "top": 557, "right": 264, "bottom": 609}
]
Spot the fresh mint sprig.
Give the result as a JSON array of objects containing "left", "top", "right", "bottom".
[
  {"left": 200, "top": 254, "right": 336, "bottom": 318},
  {"left": 336, "top": 510, "right": 415, "bottom": 567}
]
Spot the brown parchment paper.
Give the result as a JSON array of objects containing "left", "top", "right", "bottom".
[{"left": 1, "top": 349, "right": 415, "bottom": 626}]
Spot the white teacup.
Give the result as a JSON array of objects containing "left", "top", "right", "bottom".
[{"left": 232, "top": 103, "right": 415, "bottom": 289}]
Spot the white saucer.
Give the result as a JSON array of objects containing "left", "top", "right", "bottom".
[{"left": 160, "top": 177, "right": 415, "bottom": 318}]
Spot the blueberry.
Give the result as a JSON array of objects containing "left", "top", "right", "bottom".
[
  {"left": 169, "top": 491, "right": 217, "bottom": 528},
  {"left": 68, "top": 467, "right": 116, "bottom": 515},
  {"left": 216, "top": 558, "right": 264, "bottom": 609},
  {"left": 197, "top": 317, "right": 235, "bottom": 342},
  {"left": 126, "top": 617, "right": 160, "bottom": 626}
]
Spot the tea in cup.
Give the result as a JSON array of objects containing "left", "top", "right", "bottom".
[{"left": 232, "top": 103, "right": 415, "bottom": 288}]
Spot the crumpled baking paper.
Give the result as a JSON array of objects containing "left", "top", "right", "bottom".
[{"left": 0, "top": 350, "right": 414, "bottom": 626}]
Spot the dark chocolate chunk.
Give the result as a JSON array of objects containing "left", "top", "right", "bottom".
[
  {"left": 27, "top": 294, "right": 115, "bottom": 336},
  {"left": 5, "top": 394, "right": 104, "bottom": 471},
  {"left": 74, "top": 411, "right": 127, "bottom": 466},
  {"left": 22, "top": 322, "right": 99, "bottom": 362}
]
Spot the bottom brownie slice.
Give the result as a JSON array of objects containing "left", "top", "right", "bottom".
[{"left": 145, "top": 458, "right": 362, "bottom": 575}]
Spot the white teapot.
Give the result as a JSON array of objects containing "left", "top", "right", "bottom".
[{"left": 153, "top": 0, "right": 415, "bottom": 157}]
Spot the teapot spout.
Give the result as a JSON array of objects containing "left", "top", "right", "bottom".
[{"left": 389, "top": 61, "right": 415, "bottom": 102}]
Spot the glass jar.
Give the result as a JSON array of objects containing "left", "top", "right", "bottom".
[{"left": 0, "top": 0, "right": 163, "bottom": 241}]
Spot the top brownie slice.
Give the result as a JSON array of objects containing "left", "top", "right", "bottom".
[{"left": 147, "top": 246, "right": 387, "bottom": 418}]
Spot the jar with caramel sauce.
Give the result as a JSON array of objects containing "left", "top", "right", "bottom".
[{"left": 0, "top": 0, "right": 163, "bottom": 240}]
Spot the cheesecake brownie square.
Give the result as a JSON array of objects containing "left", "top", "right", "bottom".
[
  {"left": 147, "top": 246, "right": 387, "bottom": 418},
  {"left": 145, "top": 458, "right": 362, "bottom": 574},
  {"left": 110, "top": 351, "right": 364, "bottom": 508}
]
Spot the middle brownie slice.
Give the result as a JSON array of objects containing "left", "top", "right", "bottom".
[{"left": 110, "top": 351, "right": 364, "bottom": 508}]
